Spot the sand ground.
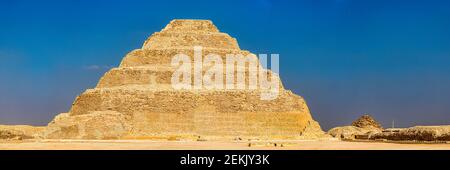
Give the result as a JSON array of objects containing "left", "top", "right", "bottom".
[{"left": 1, "top": 139, "right": 450, "bottom": 150}]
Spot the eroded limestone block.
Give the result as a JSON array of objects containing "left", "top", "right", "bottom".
[
  {"left": 328, "top": 126, "right": 381, "bottom": 140},
  {"left": 0, "top": 125, "right": 45, "bottom": 140},
  {"left": 370, "top": 125, "right": 450, "bottom": 141},
  {"left": 43, "top": 111, "right": 131, "bottom": 139}
]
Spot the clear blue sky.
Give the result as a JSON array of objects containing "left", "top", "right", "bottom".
[{"left": 1, "top": 0, "right": 450, "bottom": 130}]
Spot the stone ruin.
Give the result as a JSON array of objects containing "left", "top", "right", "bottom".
[
  {"left": 328, "top": 114, "right": 450, "bottom": 142},
  {"left": 351, "top": 115, "right": 383, "bottom": 130},
  {"left": 2, "top": 19, "right": 326, "bottom": 140},
  {"left": 328, "top": 114, "right": 383, "bottom": 140}
]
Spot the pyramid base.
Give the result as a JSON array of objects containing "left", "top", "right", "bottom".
[{"left": 42, "top": 110, "right": 326, "bottom": 140}]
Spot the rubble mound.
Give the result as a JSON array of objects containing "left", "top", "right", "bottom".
[
  {"left": 371, "top": 125, "right": 450, "bottom": 141},
  {"left": 351, "top": 115, "right": 383, "bottom": 130},
  {"left": 328, "top": 114, "right": 383, "bottom": 140},
  {"left": 328, "top": 126, "right": 380, "bottom": 140},
  {"left": 0, "top": 125, "right": 44, "bottom": 140}
]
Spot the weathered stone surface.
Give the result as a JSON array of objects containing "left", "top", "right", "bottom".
[
  {"left": 328, "top": 115, "right": 383, "bottom": 140},
  {"left": 0, "top": 125, "right": 45, "bottom": 140},
  {"left": 119, "top": 49, "right": 249, "bottom": 67},
  {"left": 370, "top": 125, "right": 450, "bottom": 141},
  {"left": 351, "top": 115, "right": 383, "bottom": 130},
  {"left": 42, "top": 19, "right": 325, "bottom": 139},
  {"left": 43, "top": 111, "right": 131, "bottom": 139},
  {"left": 142, "top": 20, "right": 239, "bottom": 50},
  {"left": 329, "top": 115, "right": 450, "bottom": 141},
  {"left": 328, "top": 126, "right": 381, "bottom": 140},
  {"left": 95, "top": 65, "right": 284, "bottom": 89}
]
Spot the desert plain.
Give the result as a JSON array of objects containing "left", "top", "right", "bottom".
[{"left": 0, "top": 139, "right": 449, "bottom": 150}]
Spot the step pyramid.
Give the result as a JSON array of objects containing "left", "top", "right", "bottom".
[{"left": 42, "top": 19, "right": 325, "bottom": 140}]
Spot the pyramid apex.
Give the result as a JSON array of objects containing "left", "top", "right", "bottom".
[
  {"left": 161, "top": 19, "right": 219, "bottom": 33},
  {"left": 170, "top": 19, "right": 213, "bottom": 23}
]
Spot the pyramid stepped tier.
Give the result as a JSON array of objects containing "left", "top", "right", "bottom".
[
  {"left": 96, "top": 65, "right": 284, "bottom": 89},
  {"left": 60, "top": 88, "right": 318, "bottom": 138},
  {"left": 120, "top": 48, "right": 250, "bottom": 67},
  {"left": 143, "top": 32, "right": 239, "bottom": 50},
  {"left": 69, "top": 89, "right": 308, "bottom": 116},
  {"left": 160, "top": 19, "right": 220, "bottom": 33},
  {"left": 142, "top": 20, "right": 239, "bottom": 50},
  {"left": 42, "top": 19, "right": 325, "bottom": 140}
]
